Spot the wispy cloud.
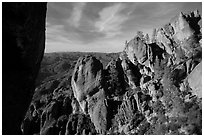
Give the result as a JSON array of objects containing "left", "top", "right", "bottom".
[
  {"left": 95, "top": 3, "right": 131, "bottom": 38},
  {"left": 46, "top": 2, "right": 202, "bottom": 53},
  {"left": 46, "top": 24, "right": 70, "bottom": 42},
  {"left": 45, "top": 23, "right": 74, "bottom": 53},
  {"left": 68, "top": 3, "right": 86, "bottom": 27}
]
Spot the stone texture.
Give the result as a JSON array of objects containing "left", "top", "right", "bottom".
[
  {"left": 187, "top": 62, "right": 202, "bottom": 97},
  {"left": 121, "top": 58, "right": 142, "bottom": 88},
  {"left": 40, "top": 101, "right": 59, "bottom": 135},
  {"left": 65, "top": 113, "right": 96, "bottom": 135},
  {"left": 88, "top": 89, "right": 108, "bottom": 134},
  {"left": 71, "top": 55, "right": 108, "bottom": 134},
  {"left": 71, "top": 55, "right": 104, "bottom": 113},
  {"left": 156, "top": 11, "right": 201, "bottom": 64},
  {"left": 124, "top": 36, "right": 150, "bottom": 65}
]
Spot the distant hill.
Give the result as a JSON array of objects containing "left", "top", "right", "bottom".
[{"left": 36, "top": 52, "right": 120, "bottom": 86}]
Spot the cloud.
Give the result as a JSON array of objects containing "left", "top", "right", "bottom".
[
  {"left": 68, "top": 3, "right": 86, "bottom": 27},
  {"left": 45, "top": 24, "right": 81, "bottom": 53},
  {"left": 119, "top": 3, "right": 188, "bottom": 36},
  {"left": 46, "top": 24, "right": 69, "bottom": 42},
  {"left": 45, "top": 2, "right": 202, "bottom": 53},
  {"left": 95, "top": 3, "right": 131, "bottom": 38},
  {"left": 46, "top": 3, "right": 73, "bottom": 25}
]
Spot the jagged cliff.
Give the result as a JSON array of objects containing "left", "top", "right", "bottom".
[{"left": 22, "top": 10, "right": 202, "bottom": 135}]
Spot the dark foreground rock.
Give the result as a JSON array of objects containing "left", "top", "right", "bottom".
[{"left": 2, "top": 2, "right": 47, "bottom": 134}]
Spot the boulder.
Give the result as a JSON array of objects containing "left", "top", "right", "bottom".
[
  {"left": 121, "top": 58, "right": 142, "bottom": 88},
  {"left": 88, "top": 89, "right": 108, "bottom": 134},
  {"left": 187, "top": 62, "right": 202, "bottom": 98},
  {"left": 170, "top": 11, "right": 200, "bottom": 42},
  {"left": 124, "top": 37, "right": 150, "bottom": 65},
  {"left": 71, "top": 55, "right": 108, "bottom": 134},
  {"left": 71, "top": 55, "right": 103, "bottom": 113},
  {"left": 155, "top": 28, "right": 173, "bottom": 55},
  {"left": 123, "top": 37, "right": 165, "bottom": 73}
]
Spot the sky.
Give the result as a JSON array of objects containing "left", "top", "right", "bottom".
[{"left": 45, "top": 2, "right": 202, "bottom": 53}]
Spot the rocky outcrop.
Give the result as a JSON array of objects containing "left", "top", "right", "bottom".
[
  {"left": 65, "top": 113, "right": 96, "bottom": 135},
  {"left": 117, "top": 10, "right": 202, "bottom": 135},
  {"left": 71, "top": 55, "right": 103, "bottom": 112},
  {"left": 116, "top": 90, "right": 140, "bottom": 126},
  {"left": 21, "top": 52, "right": 119, "bottom": 135},
  {"left": 20, "top": 10, "right": 202, "bottom": 135},
  {"left": 21, "top": 74, "right": 73, "bottom": 135},
  {"left": 124, "top": 37, "right": 151, "bottom": 65},
  {"left": 40, "top": 101, "right": 60, "bottom": 135},
  {"left": 105, "top": 58, "right": 128, "bottom": 96},
  {"left": 71, "top": 55, "right": 108, "bottom": 134},
  {"left": 88, "top": 89, "right": 108, "bottom": 134},
  {"left": 123, "top": 38, "right": 166, "bottom": 73},
  {"left": 155, "top": 11, "right": 201, "bottom": 64},
  {"left": 2, "top": 3, "right": 47, "bottom": 134},
  {"left": 124, "top": 11, "right": 201, "bottom": 74},
  {"left": 187, "top": 62, "right": 202, "bottom": 97},
  {"left": 121, "top": 57, "right": 142, "bottom": 88}
]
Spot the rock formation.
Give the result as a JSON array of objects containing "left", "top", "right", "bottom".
[
  {"left": 71, "top": 55, "right": 108, "bottom": 134},
  {"left": 187, "top": 62, "right": 202, "bottom": 97},
  {"left": 2, "top": 2, "right": 47, "bottom": 134},
  {"left": 71, "top": 55, "right": 104, "bottom": 113},
  {"left": 19, "top": 10, "right": 202, "bottom": 135},
  {"left": 105, "top": 58, "right": 128, "bottom": 96}
]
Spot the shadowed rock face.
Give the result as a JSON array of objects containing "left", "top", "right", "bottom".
[
  {"left": 2, "top": 2, "right": 47, "bottom": 134},
  {"left": 105, "top": 58, "right": 128, "bottom": 96}
]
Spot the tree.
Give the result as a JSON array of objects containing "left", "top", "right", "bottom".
[
  {"left": 152, "top": 28, "right": 157, "bottom": 43},
  {"left": 137, "top": 31, "right": 144, "bottom": 41},
  {"left": 145, "top": 33, "right": 150, "bottom": 44},
  {"left": 106, "top": 59, "right": 127, "bottom": 96},
  {"left": 125, "top": 40, "right": 128, "bottom": 45}
]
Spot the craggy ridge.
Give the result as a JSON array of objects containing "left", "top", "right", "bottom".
[{"left": 22, "top": 10, "right": 202, "bottom": 135}]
